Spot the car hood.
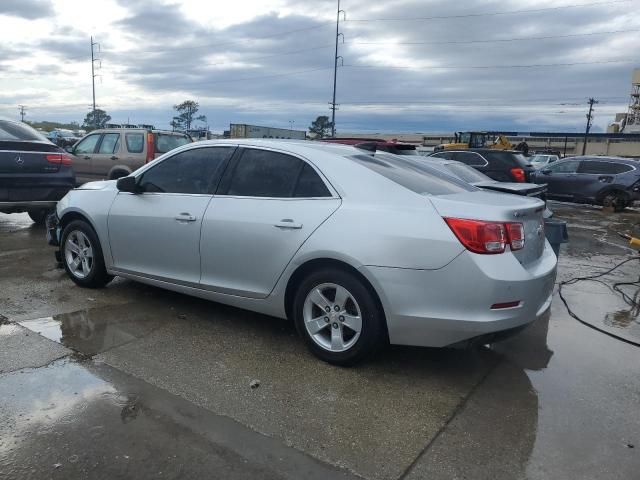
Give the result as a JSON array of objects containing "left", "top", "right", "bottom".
[
  {"left": 75, "top": 180, "right": 117, "bottom": 191},
  {"left": 473, "top": 181, "right": 547, "bottom": 196}
]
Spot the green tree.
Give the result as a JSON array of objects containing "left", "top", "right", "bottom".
[
  {"left": 82, "top": 109, "right": 111, "bottom": 130},
  {"left": 309, "top": 115, "right": 333, "bottom": 139},
  {"left": 172, "top": 100, "right": 206, "bottom": 131}
]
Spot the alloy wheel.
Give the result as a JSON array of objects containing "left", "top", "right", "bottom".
[
  {"left": 64, "top": 230, "right": 94, "bottom": 279},
  {"left": 303, "top": 283, "right": 362, "bottom": 352}
]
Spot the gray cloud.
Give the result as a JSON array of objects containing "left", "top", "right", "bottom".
[{"left": 0, "top": 0, "right": 53, "bottom": 19}]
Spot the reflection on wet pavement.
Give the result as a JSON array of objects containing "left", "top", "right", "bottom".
[
  {"left": 0, "top": 359, "right": 353, "bottom": 480},
  {"left": 18, "top": 303, "right": 171, "bottom": 355}
]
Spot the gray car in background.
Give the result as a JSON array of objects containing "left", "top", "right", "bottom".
[
  {"left": 531, "top": 156, "right": 640, "bottom": 211},
  {"left": 48, "top": 140, "right": 557, "bottom": 365}
]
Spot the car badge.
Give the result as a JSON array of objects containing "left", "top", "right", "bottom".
[{"left": 15, "top": 155, "right": 24, "bottom": 166}]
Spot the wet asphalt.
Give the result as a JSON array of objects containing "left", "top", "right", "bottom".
[{"left": 1, "top": 203, "right": 639, "bottom": 479}]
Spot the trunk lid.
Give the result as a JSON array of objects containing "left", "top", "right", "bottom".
[
  {"left": 428, "top": 191, "right": 547, "bottom": 265},
  {"left": 0, "top": 141, "right": 62, "bottom": 174}
]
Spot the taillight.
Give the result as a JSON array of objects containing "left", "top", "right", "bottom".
[
  {"left": 444, "top": 218, "right": 525, "bottom": 254},
  {"left": 46, "top": 153, "right": 73, "bottom": 166},
  {"left": 145, "top": 133, "right": 155, "bottom": 163},
  {"left": 511, "top": 167, "right": 526, "bottom": 182},
  {"left": 506, "top": 223, "right": 525, "bottom": 250}
]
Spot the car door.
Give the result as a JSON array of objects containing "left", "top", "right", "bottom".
[
  {"left": 71, "top": 133, "right": 102, "bottom": 184},
  {"left": 107, "top": 146, "right": 235, "bottom": 285},
  {"left": 575, "top": 160, "right": 625, "bottom": 202},
  {"left": 200, "top": 147, "right": 341, "bottom": 298},
  {"left": 535, "top": 159, "right": 580, "bottom": 199},
  {"left": 92, "top": 132, "right": 121, "bottom": 180}
]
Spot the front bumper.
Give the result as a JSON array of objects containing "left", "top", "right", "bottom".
[{"left": 363, "top": 242, "right": 557, "bottom": 347}]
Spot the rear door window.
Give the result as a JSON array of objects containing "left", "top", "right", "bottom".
[
  {"left": 155, "top": 133, "right": 191, "bottom": 153},
  {"left": 125, "top": 133, "right": 144, "bottom": 153},
  {"left": 138, "top": 147, "right": 234, "bottom": 194},
  {"left": 578, "top": 161, "right": 633, "bottom": 174},
  {"left": 74, "top": 134, "right": 101, "bottom": 154},
  {"left": 349, "top": 153, "right": 476, "bottom": 195},
  {"left": 97, "top": 133, "right": 120, "bottom": 154},
  {"left": 452, "top": 152, "right": 487, "bottom": 167},
  {"left": 293, "top": 163, "right": 331, "bottom": 197}
]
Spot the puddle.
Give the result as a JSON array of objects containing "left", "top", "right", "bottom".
[{"left": 18, "top": 303, "right": 168, "bottom": 355}]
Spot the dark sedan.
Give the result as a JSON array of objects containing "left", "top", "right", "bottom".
[
  {"left": 0, "top": 119, "right": 75, "bottom": 224},
  {"left": 531, "top": 156, "right": 640, "bottom": 212}
]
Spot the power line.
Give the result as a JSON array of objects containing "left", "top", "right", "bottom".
[
  {"left": 583, "top": 97, "right": 599, "bottom": 154},
  {"left": 18, "top": 105, "right": 26, "bottom": 122},
  {"left": 343, "top": 59, "right": 636, "bottom": 70},
  {"left": 348, "top": 28, "right": 640, "bottom": 46},
  {"left": 345, "top": 0, "right": 633, "bottom": 22}
]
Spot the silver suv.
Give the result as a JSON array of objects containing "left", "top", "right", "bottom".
[{"left": 68, "top": 128, "right": 192, "bottom": 185}]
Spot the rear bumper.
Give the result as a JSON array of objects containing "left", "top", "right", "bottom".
[{"left": 362, "top": 242, "right": 557, "bottom": 347}]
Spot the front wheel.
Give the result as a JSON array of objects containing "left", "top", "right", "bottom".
[
  {"left": 602, "top": 192, "right": 627, "bottom": 212},
  {"left": 293, "top": 268, "right": 386, "bottom": 366},
  {"left": 61, "top": 220, "right": 113, "bottom": 288}
]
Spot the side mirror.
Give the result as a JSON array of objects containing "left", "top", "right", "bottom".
[
  {"left": 541, "top": 169, "right": 552, "bottom": 175},
  {"left": 64, "top": 146, "right": 74, "bottom": 153},
  {"left": 116, "top": 176, "right": 138, "bottom": 193}
]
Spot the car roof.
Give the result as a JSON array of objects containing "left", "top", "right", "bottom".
[{"left": 190, "top": 138, "right": 366, "bottom": 156}]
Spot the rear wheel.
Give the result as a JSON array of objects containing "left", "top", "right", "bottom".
[
  {"left": 61, "top": 220, "right": 113, "bottom": 288},
  {"left": 602, "top": 192, "right": 627, "bottom": 212},
  {"left": 27, "top": 209, "right": 50, "bottom": 225},
  {"left": 293, "top": 268, "right": 386, "bottom": 366}
]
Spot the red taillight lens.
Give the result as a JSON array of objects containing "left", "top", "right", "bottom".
[
  {"left": 444, "top": 218, "right": 506, "bottom": 254},
  {"left": 445, "top": 218, "right": 525, "bottom": 254},
  {"left": 46, "top": 154, "right": 73, "bottom": 166},
  {"left": 506, "top": 223, "right": 525, "bottom": 250},
  {"left": 510, "top": 167, "right": 526, "bottom": 182},
  {"left": 145, "top": 133, "right": 155, "bottom": 163}
]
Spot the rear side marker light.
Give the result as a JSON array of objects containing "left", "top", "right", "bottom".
[
  {"left": 510, "top": 167, "right": 526, "bottom": 182},
  {"left": 491, "top": 301, "right": 521, "bottom": 310},
  {"left": 46, "top": 154, "right": 73, "bottom": 166},
  {"left": 444, "top": 217, "right": 525, "bottom": 254}
]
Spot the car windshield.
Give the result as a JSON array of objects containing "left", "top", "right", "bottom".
[
  {"left": 349, "top": 153, "right": 477, "bottom": 195},
  {"left": 155, "top": 133, "right": 191, "bottom": 153},
  {"left": 444, "top": 162, "right": 492, "bottom": 183},
  {"left": 0, "top": 120, "right": 49, "bottom": 142}
]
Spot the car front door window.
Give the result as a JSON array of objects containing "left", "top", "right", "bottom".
[
  {"left": 548, "top": 160, "right": 579, "bottom": 173},
  {"left": 74, "top": 134, "right": 100, "bottom": 155}
]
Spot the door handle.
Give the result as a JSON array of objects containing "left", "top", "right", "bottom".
[
  {"left": 83, "top": 155, "right": 90, "bottom": 160},
  {"left": 274, "top": 219, "right": 303, "bottom": 229},
  {"left": 110, "top": 156, "right": 118, "bottom": 160},
  {"left": 174, "top": 213, "right": 197, "bottom": 222}
]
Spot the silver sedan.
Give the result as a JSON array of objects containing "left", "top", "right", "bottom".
[{"left": 48, "top": 140, "right": 557, "bottom": 365}]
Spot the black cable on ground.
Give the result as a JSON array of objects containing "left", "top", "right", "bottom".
[{"left": 558, "top": 256, "right": 640, "bottom": 347}]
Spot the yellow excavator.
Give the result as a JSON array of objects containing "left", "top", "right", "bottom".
[{"left": 434, "top": 131, "right": 513, "bottom": 152}]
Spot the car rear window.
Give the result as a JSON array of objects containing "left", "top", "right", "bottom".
[
  {"left": 155, "top": 133, "right": 191, "bottom": 153},
  {"left": 349, "top": 153, "right": 476, "bottom": 196},
  {"left": 0, "top": 120, "right": 48, "bottom": 142},
  {"left": 444, "top": 163, "right": 492, "bottom": 183},
  {"left": 482, "top": 151, "right": 530, "bottom": 167},
  {"left": 126, "top": 133, "right": 144, "bottom": 153}
]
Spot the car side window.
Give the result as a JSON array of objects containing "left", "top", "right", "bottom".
[
  {"left": 548, "top": 160, "right": 579, "bottom": 173},
  {"left": 98, "top": 133, "right": 120, "bottom": 154},
  {"left": 138, "top": 147, "right": 234, "bottom": 194},
  {"left": 74, "top": 134, "right": 101, "bottom": 154},
  {"left": 225, "top": 149, "right": 304, "bottom": 198},
  {"left": 293, "top": 163, "right": 331, "bottom": 197},
  {"left": 126, "top": 133, "right": 144, "bottom": 153},
  {"left": 579, "top": 161, "right": 633, "bottom": 175},
  {"left": 453, "top": 152, "right": 486, "bottom": 167}
]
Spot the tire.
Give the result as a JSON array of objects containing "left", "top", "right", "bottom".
[
  {"left": 602, "top": 192, "right": 627, "bottom": 213},
  {"left": 27, "top": 209, "right": 50, "bottom": 225},
  {"left": 109, "top": 170, "right": 128, "bottom": 180},
  {"left": 292, "top": 268, "right": 386, "bottom": 366},
  {"left": 60, "top": 220, "right": 113, "bottom": 288}
]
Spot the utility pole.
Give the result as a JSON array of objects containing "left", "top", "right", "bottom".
[
  {"left": 18, "top": 105, "right": 26, "bottom": 122},
  {"left": 582, "top": 97, "right": 598, "bottom": 155},
  {"left": 90, "top": 36, "right": 100, "bottom": 128},
  {"left": 330, "top": 0, "right": 345, "bottom": 138}
]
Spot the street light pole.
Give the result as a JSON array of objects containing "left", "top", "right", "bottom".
[{"left": 582, "top": 97, "right": 598, "bottom": 155}]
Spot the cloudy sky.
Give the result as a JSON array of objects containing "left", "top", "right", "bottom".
[{"left": 0, "top": 0, "right": 638, "bottom": 134}]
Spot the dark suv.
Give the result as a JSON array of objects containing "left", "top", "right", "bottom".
[
  {"left": 531, "top": 156, "right": 640, "bottom": 212},
  {"left": 429, "top": 149, "right": 535, "bottom": 182}
]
